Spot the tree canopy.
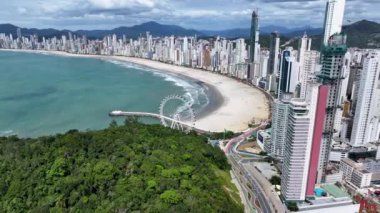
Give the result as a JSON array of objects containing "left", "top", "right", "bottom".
[{"left": 0, "top": 122, "right": 243, "bottom": 212}]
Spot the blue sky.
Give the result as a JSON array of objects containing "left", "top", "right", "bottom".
[{"left": 1, "top": 0, "right": 379, "bottom": 30}]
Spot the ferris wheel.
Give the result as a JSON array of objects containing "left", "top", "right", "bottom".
[{"left": 159, "top": 95, "right": 196, "bottom": 133}]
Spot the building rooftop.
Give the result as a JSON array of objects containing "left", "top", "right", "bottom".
[
  {"left": 361, "top": 169, "right": 370, "bottom": 174},
  {"left": 321, "top": 184, "right": 349, "bottom": 199},
  {"left": 299, "top": 204, "right": 359, "bottom": 213}
]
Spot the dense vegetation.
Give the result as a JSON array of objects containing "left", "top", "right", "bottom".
[
  {"left": 269, "top": 176, "right": 281, "bottom": 186},
  {"left": 0, "top": 121, "right": 243, "bottom": 212}
]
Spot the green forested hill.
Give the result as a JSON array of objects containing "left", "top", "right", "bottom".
[
  {"left": 0, "top": 122, "right": 243, "bottom": 212},
  {"left": 284, "top": 20, "right": 380, "bottom": 50}
]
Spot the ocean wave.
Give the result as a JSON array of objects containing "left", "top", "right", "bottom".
[
  {"left": 107, "top": 60, "right": 193, "bottom": 89},
  {"left": 106, "top": 59, "right": 211, "bottom": 116}
]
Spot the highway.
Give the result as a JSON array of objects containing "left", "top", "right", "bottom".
[
  {"left": 225, "top": 125, "right": 286, "bottom": 213},
  {"left": 230, "top": 155, "right": 273, "bottom": 213}
]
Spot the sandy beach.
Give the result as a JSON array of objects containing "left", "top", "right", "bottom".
[{"left": 1, "top": 49, "right": 270, "bottom": 132}]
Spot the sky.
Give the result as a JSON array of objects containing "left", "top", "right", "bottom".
[{"left": 1, "top": 0, "right": 379, "bottom": 30}]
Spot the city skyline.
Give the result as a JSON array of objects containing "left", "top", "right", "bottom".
[{"left": 1, "top": 0, "right": 379, "bottom": 30}]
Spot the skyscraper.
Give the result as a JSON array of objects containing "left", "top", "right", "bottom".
[
  {"left": 298, "top": 34, "right": 318, "bottom": 100},
  {"left": 260, "top": 50, "right": 270, "bottom": 78},
  {"left": 268, "top": 31, "right": 280, "bottom": 75},
  {"left": 250, "top": 11, "right": 259, "bottom": 63},
  {"left": 318, "top": 33, "right": 351, "bottom": 182},
  {"left": 299, "top": 51, "right": 320, "bottom": 99},
  {"left": 270, "top": 99, "right": 290, "bottom": 160},
  {"left": 322, "top": 0, "right": 346, "bottom": 46},
  {"left": 278, "top": 47, "right": 299, "bottom": 98},
  {"left": 249, "top": 11, "right": 261, "bottom": 85},
  {"left": 16, "top": 28, "right": 22, "bottom": 38},
  {"left": 317, "top": 0, "right": 348, "bottom": 183},
  {"left": 351, "top": 50, "right": 380, "bottom": 146},
  {"left": 281, "top": 100, "right": 312, "bottom": 201},
  {"left": 281, "top": 84, "right": 328, "bottom": 201},
  {"left": 305, "top": 84, "right": 329, "bottom": 197}
]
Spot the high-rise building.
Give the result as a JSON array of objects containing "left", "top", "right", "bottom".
[
  {"left": 318, "top": 33, "right": 351, "bottom": 182},
  {"left": 16, "top": 28, "right": 22, "bottom": 38},
  {"left": 278, "top": 47, "right": 300, "bottom": 98},
  {"left": 249, "top": 11, "right": 261, "bottom": 85},
  {"left": 267, "top": 32, "right": 281, "bottom": 93},
  {"left": 268, "top": 31, "right": 280, "bottom": 75},
  {"left": 351, "top": 50, "right": 380, "bottom": 146},
  {"left": 298, "top": 34, "right": 319, "bottom": 99},
  {"left": 305, "top": 84, "right": 329, "bottom": 197},
  {"left": 281, "top": 100, "right": 311, "bottom": 201},
  {"left": 299, "top": 50, "right": 320, "bottom": 99},
  {"left": 260, "top": 50, "right": 270, "bottom": 78},
  {"left": 270, "top": 99, "right": 291, "bottom": 160},
  {"left": 281, "top": 84, "right": 329, "bottom": 201},
  {"left": 250, "top": 11, "right": 259, "bottom": 63},
  {"left": 322, "top": 0, "right": 346, "bottom": 46}
]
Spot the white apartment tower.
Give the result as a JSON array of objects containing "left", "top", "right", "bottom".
[
  {"left": 299, "top": 51, "right": 320, "bottom": 99},
  {"left": 351, "top": 51, "right": 380, "bottom": 146},
  {"left": 322, "top": 0, "right": 346, "bottom": 46},
  {"left": 268, "top": 32, "right": 281, "bottom": 93},
  {"left": 260, "top": 50, "right": 270, "bottom": 78},
  {"left": 298, "top": 34, "right": 320, "bottom": 100},
  {"left": 270, "top": 99, "right": 291, "bottom": 160},
  {"left": 281, "top": 100, "right": 313, "bottom": 201},
  {"left": 281, "top": 84, "right": 329, "bottom": 201}
]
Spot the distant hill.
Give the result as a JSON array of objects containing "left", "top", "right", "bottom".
[
  {"left": 0, "top": 24, "right": 71, "bottom": 38},
  {"left": 280, "top": 20, "right": 380, "bottom": 50},
  {"left": 202, "top": 28, "right": 250, "bottom": 38},
  {"left": 0, "top": 22, "right": 323, "bottom": 39},
  {"left": 284, "top": 28, "right": 323, "bottom": 37},
  {"left": 201, "top": 25, "right": 322, "bottom": 38},
  {"left": 205, "top": 20, "right": 380, "bottom": 49},
  {"left": 75, "top": 21, "right": 203, "bottom": 38},
  {"left": 342, "top": 20, "right": 380, "bottom": 48}
]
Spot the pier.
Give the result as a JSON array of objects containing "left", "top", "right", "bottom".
[{"left": 109, "top": 110, "right": 207, "bottom": 134}]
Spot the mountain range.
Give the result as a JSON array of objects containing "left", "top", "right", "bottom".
[
  {"left": 203, "top": 25, "right": 323, "bottom": 38},
  {"left": 0, "top": 21, "right": 322, "bottom": 39},
  {"left": 0, "top": 20, "right": 379, "bottom": 48}
]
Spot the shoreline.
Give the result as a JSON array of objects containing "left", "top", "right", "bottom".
[
  {"left": 105, "top": 57, "right": 225, "bottom": 121},
  {"left": 0, "top": 49, "right": 270, "bottom": 132}
]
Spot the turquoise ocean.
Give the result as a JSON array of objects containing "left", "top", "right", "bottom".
[{"left": 0, "top": 51, "right": 213, "bottom": 137}]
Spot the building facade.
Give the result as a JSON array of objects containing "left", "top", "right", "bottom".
[
  {"left": 281, "top": 100, "right": 313, "bottom": 201},
  {"left": 351, "top": 50, "right": 380, "bottom": 146},
  {"left": 322, "top": 0, "right": 346, "bottom": 46}
]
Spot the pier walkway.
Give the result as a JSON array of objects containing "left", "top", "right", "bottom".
[{"left": 109, "top": 110, "right": 207, "bottom": 134}]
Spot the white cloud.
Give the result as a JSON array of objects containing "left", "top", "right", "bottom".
[
  {"left": 88, "top": 0, "right": 157, "bottom": 9},
  {"left": 17, "top": 7, "right": 27, "bottom": 14}
]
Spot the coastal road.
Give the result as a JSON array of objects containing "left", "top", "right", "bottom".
[
  {"left": 230, "top": 155, "right": 273, "bottom": 213},
  {"left": 226, "top": 123, "right": 286, "bottom": 213},
  {"left": 224, "top": 126, "right": 261, "bottom": 155}
]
